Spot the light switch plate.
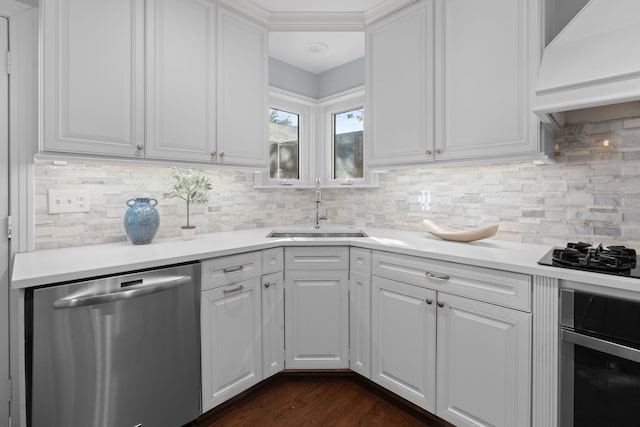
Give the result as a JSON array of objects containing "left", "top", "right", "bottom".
[{"left": 48, "top": 190, "right": 91, "bottom": 214}]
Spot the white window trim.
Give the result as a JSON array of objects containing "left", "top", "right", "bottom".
[
  {"left": 255, "top": 86, "right": 380, "bottom": 188},
  {"left": 321, "top": 93, "right": 365, "bottom": 187},
  {"left": 261, "top": 89, "right": 314, "bottom": 187}
]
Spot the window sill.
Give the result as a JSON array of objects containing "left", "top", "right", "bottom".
[{"left": 253, "top": 171, "right": 383, "bottom": 189}]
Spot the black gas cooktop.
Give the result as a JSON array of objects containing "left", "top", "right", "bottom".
[{"left": 537, "top": 242, "right": 640, "bottom": 278}]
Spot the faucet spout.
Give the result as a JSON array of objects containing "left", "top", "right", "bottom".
[
  {"left": 315, "top": 177, "right": 322, "bottom": 202},
  {"left": 314, "top": 178, "right": 327, "bottom": 229}
]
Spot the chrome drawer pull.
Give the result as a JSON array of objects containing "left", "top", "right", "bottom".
[
  {"left": 223, "top": 265, "right": 244, "bottom": 273},
  {"left": 426, "top": 271, "right": 450, "bottom": 280},
  {"left": 223, "top": 284, "right": 244, "bottom": 294},
  {"left": 425, "top": 298, "right": 433, "bottom": 305}
]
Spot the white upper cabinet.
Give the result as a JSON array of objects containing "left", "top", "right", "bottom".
[
  {"left": 216, "top": 8, "right": 269, "bottom": 166},
  {"left": 434, "top": 0, "right": 541, "bottom": 161},
  {"left": 366, "top": 0, "right": 548, "bottom": 168},
  {"left": 41, "top": 0, "right": 145, "bottom": 157},
  {"left": 145, "top": 0, "right": 217, "bottom": 162},
  {"left": 366, "top": 1, "right": 435, "bottom": 167},
  {"left": 41, "top": 0, "right": 269, "bottom": 168}
]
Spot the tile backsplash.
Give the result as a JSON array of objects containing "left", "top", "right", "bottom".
[{"left": 34, "top": 117, "right": 640, "bottom": 250}]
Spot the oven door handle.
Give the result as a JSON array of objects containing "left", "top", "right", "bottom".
[
  {"left": 562, "top": 329, "right": 640, "bottom": 363},
  {"left": 53, "top": 275, "right": 191, "bottom": 309}
]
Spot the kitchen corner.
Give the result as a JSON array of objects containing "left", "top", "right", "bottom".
[
  {"left": 4, "top": 0, "right": 640, "bottom": 426},
  {"left": 12, "top": 224, "right": 640, "bottom": 427}
]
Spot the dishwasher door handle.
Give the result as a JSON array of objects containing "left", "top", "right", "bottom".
[{"left": 53, "top": 275, "right": 191, "bottom": 309}]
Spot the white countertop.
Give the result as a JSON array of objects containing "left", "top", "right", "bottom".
[{"left": 11, "top": 224, "right": 640, "bottom": 294}]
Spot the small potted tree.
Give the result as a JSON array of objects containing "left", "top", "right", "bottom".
[{"left": 163, "top": 167, "right": 212, "bottom": 240}]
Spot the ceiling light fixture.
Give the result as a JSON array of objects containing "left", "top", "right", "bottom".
[{"left": 306, "top": 42, "right": 328, "bottom": 54}]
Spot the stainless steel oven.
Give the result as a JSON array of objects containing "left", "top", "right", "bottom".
[{"left": 560, "top": 289, "right": 640, "bottom": 426}]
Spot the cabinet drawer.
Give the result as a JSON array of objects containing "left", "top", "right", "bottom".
[
  {"left": 201, "top": 252, "right": 262, "bottom": 291},
  {"left": 262, "top": 248, "right": 284, "bottom": 275},
  {"left": 371, "top": 251, "right": 531, "bottom": 312},
  {"left": 285, "top": 247, "right": 349, "bottom": 271},
  {"left": 350, "top": 248, "right": 371, "bottom": 274}
]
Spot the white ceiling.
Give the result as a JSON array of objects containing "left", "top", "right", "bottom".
[
  {"left": 218, "top": 0, "right": 414, "bottom": 74},
  {"left": 269, "top": 31, "right": 365, "bottom": 74}
]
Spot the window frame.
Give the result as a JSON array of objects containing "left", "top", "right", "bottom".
[
  {"left": 322, "top": 96, "right": 365, "bottom": 186},
  {"left": 262, "top": 89, "right": 313, "bottom": 187},
  {"left": 256, "top": 86, "right": 377, "bottom": 189}
]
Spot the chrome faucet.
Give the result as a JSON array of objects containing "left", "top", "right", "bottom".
[{"left": 314, "top": 178, "right": 328, "bottom": 229}]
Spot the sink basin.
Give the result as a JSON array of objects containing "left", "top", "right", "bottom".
[{"left": 267, "top": 230, "right": 368, "bottom": 238}]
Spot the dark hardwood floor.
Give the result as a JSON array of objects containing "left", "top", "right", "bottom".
[{"left": 192, "top": 373, "right": 453, "bottom": 427}]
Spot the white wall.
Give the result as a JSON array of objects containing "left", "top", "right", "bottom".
[{"left": 269, "top": 56, "right": 365, "bottom": 99}]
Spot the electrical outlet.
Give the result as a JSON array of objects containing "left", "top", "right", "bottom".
[{"left": 48, "top": 190, "right": 91, "bottom": 214}]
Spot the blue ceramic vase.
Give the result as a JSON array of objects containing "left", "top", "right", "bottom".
[{"left": 124, "top": 198, "right": 160, "bottom": 245}]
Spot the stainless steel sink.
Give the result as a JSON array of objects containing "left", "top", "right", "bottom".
[{"left": 266, "top": 230, "right": 368, "bottom": 238}]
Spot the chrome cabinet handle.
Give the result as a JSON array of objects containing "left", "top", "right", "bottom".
[
  {"left": 435, "top": 148, "right": 442, "bottom": 155},
  {"left": 210, "top": 151, "right": 217, "bottom": 159},
  {"left": 136, "top": 144, "right": 144, "bottom": 151},
  {"left": 425, "top": 150, "right": 432, "bottom": 155},
  {"left": 53, "top": 276, "right": 190, "bottom": 309},
  {"left": 219, "top": 152, "right": 225, "bottom": 158},
  {"left": 437, "top": 301, "right": 445, "bottom": 308},
  {"left": 426, "top": 271, "right": 450, "bottom": 280},
  {"left": 223, "top": 284, "right": 244, "bottom": 294},
  {"left": 223, "top": 265, "right": 244, "bottom": 273},
  {"left": 425, "top": 298, "right": 433, "bottom": 305},
  {"left": 264, "top": 282, "right": 271, "bottom": 288}
]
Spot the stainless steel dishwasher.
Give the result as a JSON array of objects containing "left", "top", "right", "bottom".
[{"left": 25, "top": 262, "right": 201, "bottom": 427}]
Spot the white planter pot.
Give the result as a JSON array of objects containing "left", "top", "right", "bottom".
[{"left": 181, "top": 226, "right": 196, "bottom": 240}]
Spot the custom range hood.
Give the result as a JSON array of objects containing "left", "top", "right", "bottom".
[{"left": 535, "top": 0, "right": 640, "bottom": 127}]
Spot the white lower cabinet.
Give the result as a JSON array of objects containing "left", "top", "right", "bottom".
[
  {"left": 198, "top": 246, "right": 532, "bottom": 425},
  {"left": 372, "top": 276, "right": 437, "bottom": 411},
  {"left": 349, "top": 271, "right": 371, "bottom": 378},
  {"left": 201, "top": 277, "right": 262, "bottom": 412},
  {"left": 371, "top": 250, "right": 532, "bottom": 426},
  {"left": 284, "top": 269, "right": 349, "bottom": 369},
  {"left": 284, "top": 247, "right": 350, "bottom": 369},
  {"left": 261, "top": 271, "right": 285, "bottom": 379},
  {"left": 436, "top": 293, "right": 531, "bottom": 427}
]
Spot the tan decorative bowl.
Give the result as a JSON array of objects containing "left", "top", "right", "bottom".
[{"left": 423, "top": 219, "right": 498, "bottom": 242}]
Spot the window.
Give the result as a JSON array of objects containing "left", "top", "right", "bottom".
[
  {"left": 257, "top": 87, "right": 376, "bottom": 188},
  {"left": 269, "top": 108, "right": 299, "bottom": 179},
  {"left": 333, "top": 107, "right": 364, "bottom": 179}
]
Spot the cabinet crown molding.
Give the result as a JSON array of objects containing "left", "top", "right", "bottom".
[{"left": 214, "top": 0, "right": 416, "bottom": 30}]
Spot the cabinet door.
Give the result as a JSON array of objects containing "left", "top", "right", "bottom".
[
  {"left": 41, "top": 0, "right": 144, "bottom": 157},
  {"left": 285, "top": 270, "right": 349, "bottom": 369},
  {"left": 146, "top": 0, "right": 216, "bottom": 162},
  {"left": 349, "top": 271, "right": 371, "bottom": 378},
  {"left": 366, "top": 1, "right": 435, "bottom": 167},
  {"left": 262, "top": 271, "right": 284, "bottom": 379},
  {"left": 216, "top": 8, "right": 268, "bottom": 166},
  {"left": 201, "top": 278, "right": 262, "bottom": 412},
  {"left": 371, "top": 276, "right": 437, "bottom": 412},
  {"left": 434, "top": 0, "right": 538, "bottom": 160},
  {"left": 436, "top": 293, "right": 531, "bottom": 427}
]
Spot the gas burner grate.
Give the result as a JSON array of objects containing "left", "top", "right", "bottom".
[{"left": 552, "top": 242, "right": 636, "bottom": 272}]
